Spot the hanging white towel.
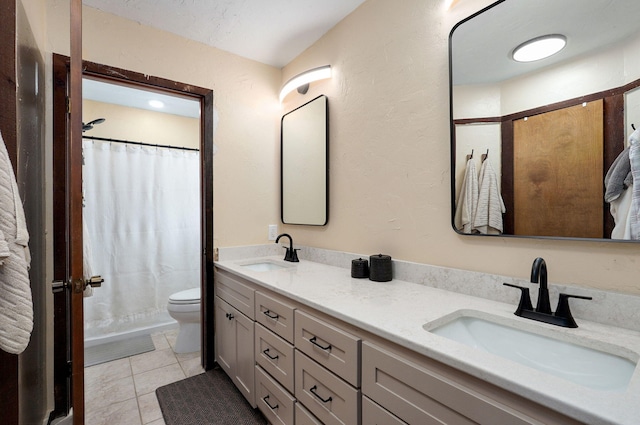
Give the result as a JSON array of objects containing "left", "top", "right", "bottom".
[
  {"left": 473, "top": 159, "right": 506, "bottom": 234},
  {"left": 604, "top": 146, "right": 632, "bottom": 203},
  {"left": 610, "top": 184, "right": 633, "bottom": 239},
  {"left": 0, "top": 130, "right": 33, "bottom": 354},
  {"left": 628, "top": 128, "right": 640, "bottom": 240},
  {"left": 454, "top": 158, "right": 478, "bottom": 234}
]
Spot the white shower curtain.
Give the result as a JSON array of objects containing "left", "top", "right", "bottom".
[{"left": 82, "top": 139, "right": 200, "bottom": 338}]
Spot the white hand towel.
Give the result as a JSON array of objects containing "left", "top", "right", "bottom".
[
  {"left": 454, "top": 158, "right": 478, "bottom": 234},
  {"left": 628, "top": 129, "right": 640, "bottom": 240},
  {"left": 0, "top": 131, "right": 33, "bottom": 354},
  {"left": 474, "top": 160, "right": 506, "bottom": 234},
  {"left": 610, "top": 184, "right": 633, "bottom": 239}
]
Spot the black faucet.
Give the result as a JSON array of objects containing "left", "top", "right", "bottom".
[
  {"left": 530, "top": 257, "right": 551, "bottom": 314},
  {"left": 275, "top": 233, "right": 299, "bottom": 262},
  {"left": 504, "top": 257, "right": 592, "bottom": 328}
]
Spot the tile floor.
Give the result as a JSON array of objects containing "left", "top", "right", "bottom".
[{"left": 84, "top": 329, "right": 205, "bottom": 425}]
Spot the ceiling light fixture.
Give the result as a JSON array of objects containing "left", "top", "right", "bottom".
[
  {"left": 148, "top": 99, "right": 165, "bottom": 108},
  {"left": 512, "top": 34, "right": 566, "bottom": 63},
  {"left": 279, "top": 65, "right": 332, "bottom": 103}
]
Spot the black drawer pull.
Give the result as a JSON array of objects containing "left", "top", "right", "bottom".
[
  {"left": 225, "top": 313, "right": 234, "bottom": 320},
  {"left": 309, "top": 385, "right": 332, "bottom": 403},
  {"left": 263, "top": 309, "right": 279, "bottom": 320},
  {"left": 309, "top": 336, "right": 331, "bottom": 351},
  {"left": 262, "top": 348, "right": 279, "bottom": 360},
  {"left": 263, "top": 395, "right": 279, "bottom": 410}
]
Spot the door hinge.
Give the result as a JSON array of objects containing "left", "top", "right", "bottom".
[
  {"left": 52, "top": 280, "right": 67, "bottom": 293},
  {"left": 66, "top": 96, "right": 71, "bottom": 114}
]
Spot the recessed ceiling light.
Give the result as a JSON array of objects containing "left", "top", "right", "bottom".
[
  {"left": 512, "top": 34, "right": 567, "bottom": 63},
  {"left": 148, "top": 99, "right": 164, "bottom": 108}
]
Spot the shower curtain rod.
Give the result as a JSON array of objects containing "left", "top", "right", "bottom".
[{"left": 82, "top": 135, "right": 199, "bottom": 152}]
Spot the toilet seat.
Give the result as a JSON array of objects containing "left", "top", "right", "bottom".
[{"left": 168, "top": 287, "right": 200, "bottom": 305}]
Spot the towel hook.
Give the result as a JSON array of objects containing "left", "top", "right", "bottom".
[
  {"left": 632, "top": 123, "right": 636, "bottom": 130},
  {"left": 481, "top": 149, "right": 489, "bottom": 162},
  {"left": 466, "top": 149, "right": 474, "bottom": 160}
]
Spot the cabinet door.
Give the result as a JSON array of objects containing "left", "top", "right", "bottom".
[
  {"left": 234, "top": 309, "right": 256, "bottom": 407},
  {"left": 215, "top": 296, "right": 236, "bottom": 376}
]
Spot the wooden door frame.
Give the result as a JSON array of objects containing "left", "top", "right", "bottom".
[{"left": 51, "top": 54, "right": 215, "bottom": 421}]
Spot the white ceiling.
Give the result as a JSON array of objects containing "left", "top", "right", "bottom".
[
  {"left": 82, "top": 0, "right": 367, "bottom": 68},
  {"left": 83, "top": 78, "right": 201, "bottom": 118},
  {"left": 453, "top": 0, "right": 640, "bottom": 85}
]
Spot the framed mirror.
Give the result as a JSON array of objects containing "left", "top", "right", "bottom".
[
  {"left": 281, "top": 95, "right": 328, "bottom": 225},
  {"left": 450, "top": 0, "right": 640, "bottom": 241}
]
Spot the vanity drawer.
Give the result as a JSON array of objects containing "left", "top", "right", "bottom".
[
  {"left": 362, "top": 396, "right": 408, "bottom": 425},
  {"left": 214, "top": 270, "right": 255, "bottom": 320},
  {"left": 255, "top": 323, "right": 295, "bottom": 393},
  {"left": 255, "top": 291, "right": 295, "bottom": 343},
  {"left": 294, "top": 310, "right": 361, "bottom": 387},
  {"left": 255, "top": 365, "right": 296, "bottom": 425},
  {"left": 295, "top": 403, "right": 323, "bottom": 425},
  {"left": 295, "top": 350, "right": 361, "bottom": 425},
  {"left": 362, "top": 341, "right": 540, "bottom": 425}
]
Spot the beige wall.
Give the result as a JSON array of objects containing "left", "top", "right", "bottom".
[
  {"left": 48, "top": 0, "right": 283, "bottom": 249},
  {"left": 83, "top": 100, "right": 199, "bottom": 149},
  {"left": 47, "top": 0, "right": 640, "bottom": 296},
  {"left": 281, "top": 0, "right": 640, "bottom": 296}
]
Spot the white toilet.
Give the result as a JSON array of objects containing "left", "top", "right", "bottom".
[{"left": 167, "top": 287, "right": 201, "bottom": 353}]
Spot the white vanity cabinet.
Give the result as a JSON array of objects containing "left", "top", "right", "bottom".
[
  {"left": 215, "top": 264, "right": 586, "bottom": 425},
  {"left": 214, "top": 270, "right": 256, "bottom": 407}
]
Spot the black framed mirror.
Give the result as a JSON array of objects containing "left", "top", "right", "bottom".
[
  {"left": 281, "top": 95, "right": 329, "bottom": 225},
  {"left": 450, "top": 0, "right": 640, "bottom": 241}
]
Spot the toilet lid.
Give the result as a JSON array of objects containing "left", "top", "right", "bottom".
[{"left": 169, "top": 287, "right": 200, "bottom": 304}]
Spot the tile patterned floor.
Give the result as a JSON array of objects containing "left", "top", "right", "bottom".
[{"left": 84, "top": 329, "right": 205, "bottom": 425}]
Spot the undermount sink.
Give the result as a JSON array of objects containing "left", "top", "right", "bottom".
[
  {"left": 425, "top": 312, "right": 637, "bottom": 391},
  {"left": 239, "top": 261, "right": 290, "bottom": 272}
]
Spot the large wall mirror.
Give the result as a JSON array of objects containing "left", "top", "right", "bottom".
[
  {"left": 450, "top": 0, "right": 640, "bottom": 241},
  {"left": 281, "top": 95, "right": 328, "bottom": 225}
]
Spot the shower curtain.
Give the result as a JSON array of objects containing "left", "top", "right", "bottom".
[{"left": 82, "top": 139, "right": 200, "bottom": 338}]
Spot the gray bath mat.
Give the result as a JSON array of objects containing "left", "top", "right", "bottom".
[
  {"left": 84, "top": 334, "right": 155, "bottom": 367},
  {"left": 156, "top": 367, "right": 268, "bottom": 425}
]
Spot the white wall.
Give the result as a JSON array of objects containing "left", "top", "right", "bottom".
[{"left": 281, "top": 0, "right": 640, "bottom": 296}]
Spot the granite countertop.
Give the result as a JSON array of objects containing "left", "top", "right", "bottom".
[{"left": 215, "top": 256, "right": 640, "bottom": 425}]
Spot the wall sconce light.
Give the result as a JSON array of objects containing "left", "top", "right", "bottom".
[{"left": 279, "top": 65, "right": 332, "bottom": 103}]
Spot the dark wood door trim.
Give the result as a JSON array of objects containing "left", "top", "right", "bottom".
[
  {"left": 51, "top": 53, "right": 72, "bottom": 422},
  {"left": 51, "top": 59, "right": 216, "bottom": 421},
  {"left": 69, "top": 1, "right": 84, "bottom": 423}
]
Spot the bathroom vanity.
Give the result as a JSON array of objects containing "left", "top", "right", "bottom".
[{"left": 214, "top": 254, "right": 640, "bottom": 425}]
